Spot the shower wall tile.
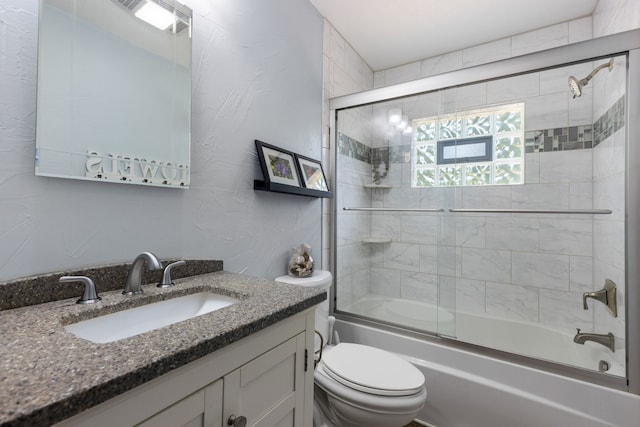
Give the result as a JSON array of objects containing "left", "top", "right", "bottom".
[
  {"left": 487, "top": 73, "right": 539, "bottom": 104},
  {"left": 569, "top": 182, "right": 593, "bottom": 210},
  {"left": 539, "top": 219, "right": 593, "bottom": 256},
  {"left": 538, "top": 149, "right": 592, "bottom": 184},
  {"left": 462, "top": 38, "right": 511, "bottom": 68},
  {"left": 456, "top": 216, "right": 486, "bottom": 248},
  {"left": 486, "top": 218, "right": 539, "bottom": 252},
  {"left": 512, "top": 252, "right": 569, "bottom": 290},
  {"left": 455, "top": 278, "right": 486, "bottom": 315},
  {"left": 437, "top": 246, "right": 461, "bottom": 277},
  {"left": 511, "top": 183, "right": 569, "bottom": 210},
  {"left": 539, "top": 62, "right": 593, "bottom": 95},
  {"left": 461, "top": 248, "right": 511, "bottom": 283},
  {"left": 511, "top": 22, "right": 569, "bottom": 57},
  {"left": 593, "top": 219, "right": 625, "bottom": 271},
  {"left": 568, "top": 87, "right": 593, "bottom": 125},
  {"left": 381, "top": 62, "right": 422, "bottom": 86},
  {"left": 593, "top": 172, "right": 625, "bottom": 222},
  {"left": 371, "top": 213, "right": 402, "bottom": 241},
  {"left": 353, "top": 268, "right": 371, "bottom": 301},
  {"left": 569, "top": 255, "right": 593, "bottom": 293},
  {"left": 539, "top": 289, "right": 593, "bottom": 331},
  {"left": 462, "top": 186, "right": 511, "bottom": 209},
  {"left": 485, "top": 282, "right": 539, "bottom": 323},
  {"left": 419, "top": 244, "right": 439, "bottom": 275},
  {"left": 569, "top": 16, "right": 593, "bottom": 43},
  {"left": 401, "top": 271, "right": 439, "bottom": 303},
  {"left": 384, "top": 242, "right": 421, "bottom": 272},
  {"left": 420, "top": 51, "right": 463, "bottom": 78},
  {"left": 524, "top": 153, "right": 540, "bottom": 184},
  {"left": 370, "top": 267, "right": 401, "bottom": 297},
  {"left": 384, "top": 187, "right": 420, "bottom": 209},
  {"left": 401, "top": 215, "right": 439, "bottom": 245},
  {"left": 525, "top": 93, "right": 568, "bottom": 130}
]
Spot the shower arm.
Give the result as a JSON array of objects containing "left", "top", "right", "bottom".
[{"left": 579, "top": 59, "right": 614, "bottom": 85}]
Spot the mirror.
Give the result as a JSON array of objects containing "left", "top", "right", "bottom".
[{"left": 35, "top": 0, "right": 192, "bottom": 188}]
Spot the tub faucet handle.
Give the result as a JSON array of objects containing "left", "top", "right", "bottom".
[
  {"left": 60, "top": 275, "right": 101, "bottom": 304},
  {"left": 158, "top": 260, "right": 186, "bottom": 288},
  {"left": 582, "top": 279, "right": 617, "bottom": 317}
]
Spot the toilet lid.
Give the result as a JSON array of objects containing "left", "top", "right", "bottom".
[{"left": 321, "top": 343, "right": 425, "bottom": 396}]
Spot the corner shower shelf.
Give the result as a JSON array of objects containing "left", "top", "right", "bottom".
[
  {"left": 362, "top": 237, "right": 392, "bottom": 244},
  {"left": 363, "top": 184, "right": 392, "bottom": 189},
  {"left": 253, "top": 180, "right": 333, "bottom": 198}
]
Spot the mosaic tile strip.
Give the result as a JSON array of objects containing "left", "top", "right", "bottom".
[
  {"left": 524, "top": 125, "right": 593, "bottom": 153},
  {"left": 594, "top": 95, "right": 626, "bottom": 147},
  {"left": 338, "top": 133, "right": 371, "bottom": 163}
]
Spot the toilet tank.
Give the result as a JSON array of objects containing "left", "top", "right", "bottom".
[{"left": 275, "top": 270, "right": 332, "bottom": 344}]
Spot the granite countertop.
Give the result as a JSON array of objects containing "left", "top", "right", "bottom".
[{"left": 0, "top": 271, "right": 326, "bottom": 427}]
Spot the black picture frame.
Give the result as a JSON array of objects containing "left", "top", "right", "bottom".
[
  {"left": 294, "top": 154, "right": 329, "bottom": 192},
  {"left": 255, "top": 140, "right": 301, "bottom": 188}
]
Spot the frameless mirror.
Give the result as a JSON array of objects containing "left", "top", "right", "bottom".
[{"left": 35, "top": 0, "right": 192, "bottom": 188}]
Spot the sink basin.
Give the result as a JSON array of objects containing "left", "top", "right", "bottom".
[{"left": 66, "top": 292, "right": 238, "bottom": 343}]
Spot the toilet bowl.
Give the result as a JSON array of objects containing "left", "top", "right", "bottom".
[{"left": 275, "top": 270, "right": 427, "bottom": 427}]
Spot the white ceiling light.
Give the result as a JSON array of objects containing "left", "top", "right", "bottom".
[{"left": 135, "top": 1, "right": 175, "bottom": 31}]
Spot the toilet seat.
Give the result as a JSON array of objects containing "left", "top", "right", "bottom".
[{"left": 320, "top": 343, "right": 424, "bottom": 397}]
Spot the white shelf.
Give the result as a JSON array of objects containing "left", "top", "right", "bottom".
[
  {"left": 363, "top": 184, "right": 392, "bottom": 189},
  {"left": 362, "top": 237, "right": 392, "bottom": 244}
]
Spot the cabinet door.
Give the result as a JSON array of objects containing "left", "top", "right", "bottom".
[
  {"left": 223, "top": 333, "right": 307, "bottom": 427},
  {"left": 137, "top": 379, "right": 223, "bottom": 427}
]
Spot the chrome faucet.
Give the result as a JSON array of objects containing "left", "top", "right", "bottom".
[
  {"left": 583, "top": 279, "right": 617, "bottom": 317},
  {"left": 122, "top": 252, "right": 163, "bottom": 295},
  {"left": 573, "top": 329, "right": 615, "bottom": 352}
]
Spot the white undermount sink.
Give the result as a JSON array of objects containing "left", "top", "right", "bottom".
[{"left": 65, "top": 292, "right": 238, "bottom": 343}]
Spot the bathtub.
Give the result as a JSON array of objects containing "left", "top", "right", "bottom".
[
  {"left": 345, "top": 295, "right": 623, "bottom": 374},
  {"left": 339, "top": 297, "right": 640, "bottom": 427}
]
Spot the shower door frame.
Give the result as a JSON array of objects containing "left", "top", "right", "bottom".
[{"left": 329, "top": 29, "right": 640, "bottom": 394}]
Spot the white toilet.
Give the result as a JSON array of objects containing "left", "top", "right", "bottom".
[{"left": 275, "top": 270, "right": 427, "bottom": 427}]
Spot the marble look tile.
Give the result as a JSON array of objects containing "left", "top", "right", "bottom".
[
  {"left": 593, "top": 130, "right": 626, "bottom": 180},
  {"left": 512, "top": 23, "right": 568, "bottom": 57},
  {"left": 322, "top": 19, "right": 331, "bottom": 56},
  {"left": 539, "top": 289, "right": 592, "bottom": 330},
  {"left": 438, "top": 275, "right": 457, "bottom": 311},
  {"left": 401, "top": 271, "right": 438, "bottom": 303},
  {"left": 405, "top": 91, "right": 440, "bottom": 118},
  {"left": 362, "top": 64, "right": 374, "bottom": 90},
  {"left": 486, "top": 217, "right": 539, "bottom": 252},
  {"left": 438, "top": 246, "right": 461, "bottom": 277},
  {"left": 462, "top": 185, "right": 512, "bottom": 209},
  {"left": 539, "top": 149, "right": 592, "bottom": 184},
  {"left": 511, "top": 183, "right": 569, "bottom": 210},
  {"left": 331, "top": 62, "right": 355, "bottom": 97},
  {"left": 401, "top": 215, "right": 439, "bottom": 245},
  {"left": 456, "top": 216, "right": 486, "bottom": 248},
  {"left": 353, "top": 268, "right": 371, "bottom": 300},
  {"left": 525, "top": 153, "right": 540, "bottom": 184},
  {"left": 512, "top": 252, "right": 569, "bottom": 290},
  {"left": 570, "top": 256, "right": 593, "bottom": 293},
  {"left": 540, "top": 62, "right": 593, "bottom": 96},
  {"left": 485, "top": 282, "right": 539, "bottom": 323},
  {"left": 569, "top": 17, "right": 593, "bottom": 43},
  {"left": 461, "top": 248, "right": 511, "bottom": 283},
  {"left": 383, "top": 62, "right": 421, "bottom": 86},
  {"left": 455, "top": 277, "right": 486, "bottom": 315},
  {"left": 487, "top": 73, "right": 539, "bottom": 104},
  {"left": 345, "top": 43, "right": 363, "bottom": 86},
  {"left": 462, "top": 38, "right": 511, "bottom": 68},
  {"left": 569, "top": 182, "right": 593, "bottom": 210},
  {"left": 594, "top": 172, "right": 625, "bottom": 222},
  {"left": 421, "top": 50, "right": 463, "bottom": 77},
  {"left": 539, "top": 219, "right": 593, "bottom": 256},
  {"left": 384, "top": 187, "right": 420, "bottom": 209},
  {"left": 371, "top": 213, "right": 402, "bottom": 242},
  {"left": 416, "top": 244, "right": 439, "bottom": 276},
  {"left": 373, "top": 71, "right": 385, "bottom": 88},
  {"left": 384, "top": 242, "right": 421, "bottom": 272},
  {"left": 525, "top": 93, "right": 568, "bottom": 130},
  {"left": 593, "top": 219, "right": 625, "bottom": 271},
  {"left": 568, "top": 87, "right": 593, "bottom": 125},
  {"left": 328, "top": 24, "right": 345, "bottom": 69},
  {"left": 370, "top": 267, "right": 401, "bottom": 297}
]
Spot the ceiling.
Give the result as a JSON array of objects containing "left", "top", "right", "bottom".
[{"left": 308, "top": 0, "right": 599, "bottom": 71}]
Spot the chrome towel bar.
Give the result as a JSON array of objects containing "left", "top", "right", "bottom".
[{"left": 448, "top": 208, "right": 612, "bottom": 214}]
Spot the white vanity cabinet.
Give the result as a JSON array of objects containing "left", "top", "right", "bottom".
[{"left": 55, "top": 310, "right": 316, "bottom": 427}]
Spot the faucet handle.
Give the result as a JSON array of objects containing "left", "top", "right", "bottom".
[
  {"left": 60, "top": 276, "right": 101, "bottom": 304},
  {"left": 158, "top": 260, "right": 186, "bottom": 288}
]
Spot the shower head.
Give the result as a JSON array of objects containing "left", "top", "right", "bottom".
[{"left": 568, "top": 58, "right": 614, "bottom": 98}]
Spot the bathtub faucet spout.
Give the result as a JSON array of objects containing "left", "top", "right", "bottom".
[{"left": 573, "top": 329, "right": 615, "bottom": 352}]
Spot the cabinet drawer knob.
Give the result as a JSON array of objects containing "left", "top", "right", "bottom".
[{"left": 227, "top": 414, "right": 247, "bottom": 427}]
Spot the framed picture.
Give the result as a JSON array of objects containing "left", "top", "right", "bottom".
[
  {"left": 295, "top": 154, "right": 329, "bottom": 191},
  {"left": 255, "top": 140, "right": 301, "bottom": 187}
]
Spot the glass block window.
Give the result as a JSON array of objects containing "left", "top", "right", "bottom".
[{"left": 412, "top": 103, "right": 524, "bottom": 187}]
